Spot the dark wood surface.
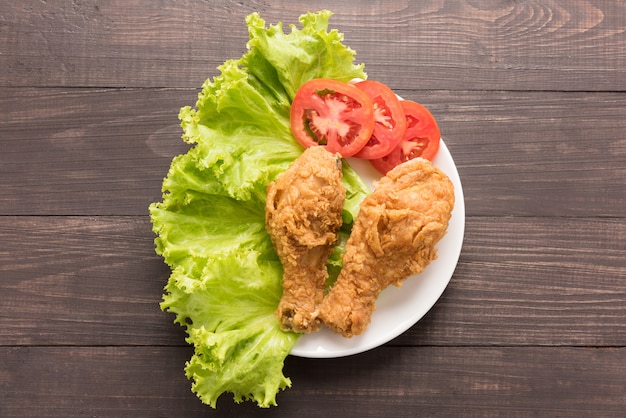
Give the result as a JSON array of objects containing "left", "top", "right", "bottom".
[{"left": 1, "top": 1, "right": 625, "bottom": 416}]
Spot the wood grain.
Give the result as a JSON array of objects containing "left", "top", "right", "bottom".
[
  {"left": 0, "top": 87, "right": 193, "bottom": 215},
  {"left": 398, "top": 216, "right": 626, "bottom": 347},
  {"left": 1, "top": 0, "right": 625, "bottom": 91},
  {"left": 1, "top": 87, "right": 624, "bottom": 217},
  {"left": 0, "top": 216, "right": 179, "bottom": 346},
  {"left": 1, "top": 346, "right": 624, "bottom": 416},
  {"left": 1, "top": 216, "right": 623, "bottom": 347}
]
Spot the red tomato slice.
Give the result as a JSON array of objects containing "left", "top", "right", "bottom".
[
  {"left": 290, "top": 79, "right": 375, "bottom": 158},
  {"left": 352, "top": 80, "right": 407, "bottom": 159},
  {"left": 370, "top": 100, "right": 441, "bottom": 175}
]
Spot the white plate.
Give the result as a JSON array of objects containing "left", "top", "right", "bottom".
[{"left": 290, "top": 139, "right": 465, "bottom": 358}]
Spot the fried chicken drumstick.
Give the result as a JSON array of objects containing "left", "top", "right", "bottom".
[
  {"left": 318, "top": 158, "right": 455, "bottom": 337},
  {"left": 265, "top": 146, "right": 346, "bottom": 333}
]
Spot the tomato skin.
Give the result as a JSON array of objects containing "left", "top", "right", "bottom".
[
  {"left": 370, "top": 100, "right": 441, "bottom": 175},
  {"left": 352, "top": 80, "right": 407, "bottom": 159},
  {"left": 290, "top": 79, "right": 375, "bottom": 158}
]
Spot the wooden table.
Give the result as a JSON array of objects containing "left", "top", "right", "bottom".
[{"left": 2, "top": 1, "right": 625, "bottom": 416}]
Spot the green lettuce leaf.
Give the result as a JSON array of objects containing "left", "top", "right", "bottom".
[{"left": 149, "top": 10, "right": 369, "bottom": 408}]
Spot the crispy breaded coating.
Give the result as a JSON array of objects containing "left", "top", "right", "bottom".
[
  {"left": 265, "top": 146, "right": 345, "bottom": 333},
  {"left": 318, "top": 158, "right": 454, "bottom": 337}
]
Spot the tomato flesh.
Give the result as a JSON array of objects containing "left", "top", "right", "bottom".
[
  {"left": 290, "top": 79, "right": 375, "bottom": 158},
  {"left": 353, "top": 80, "right": 407, "bottom": 159},
  {"left": 290, "top": 79, "right": 442, "bottom": 173},
  {"left": 370, "top": 100, "right": 441, "bottom": 175}
]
